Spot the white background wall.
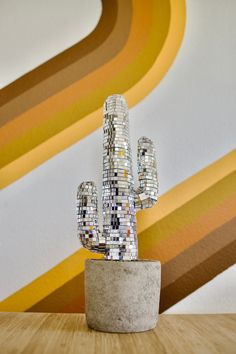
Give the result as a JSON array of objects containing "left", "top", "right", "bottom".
[
  {"left": 0, "top": 0, "right": 101, "bottom": 88},
  {"left": 0, "top": 0, "right": 235, "bottom": 312}
]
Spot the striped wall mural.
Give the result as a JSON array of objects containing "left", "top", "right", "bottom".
[
  {"left": 0, "top": 150, "right": 235, "bottom": 313},
  {"left": 0, "top": 0, "right": 235, "bottom": 313}
]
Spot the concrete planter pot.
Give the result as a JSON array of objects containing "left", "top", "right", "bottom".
[{"left": 85, "top": 259, "right": 161, "bottom": 333}]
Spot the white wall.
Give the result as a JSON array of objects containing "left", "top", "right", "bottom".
[
  {"left": 0, "top": 0, "right": 101, "bottom": 88},
  {"left": 0, "top": 0, "right": 235, "bottom": 311},
  {"left": 165, "top": 265, "right": 236, "bottom": 314}
]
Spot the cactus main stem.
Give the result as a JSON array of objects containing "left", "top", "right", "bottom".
[
  {"left": 102, "top": 95, "right": 137, "bottom": 260},
  {"left": 77, "top": 94, "right": 158, "bottom": 261}
]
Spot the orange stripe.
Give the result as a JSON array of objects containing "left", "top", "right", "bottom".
[
  {"left": 152, "top": 195, "right": 236, "bottom": 263},
  {"left": 139, "top": 173, "right": 236, "bottom": 262},
  {"left": 161, "top": 217, "right": 236, "bottom": 288},
  {"left": 137, "top": 149, "right": 236, "bottom": 234}
]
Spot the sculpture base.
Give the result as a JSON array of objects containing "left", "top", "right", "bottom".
[{"left": 85, "top": 259, "right": 161, "bottom": 333}]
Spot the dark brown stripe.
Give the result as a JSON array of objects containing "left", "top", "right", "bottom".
[
  {"left": 138, "top": 172, "right": 236, "bottom": 261},
  {"left": 0, "top": 0, "right": 132, "bottom": 124},
  {"left": 161, "top": 216, "right": 236, "bottom": 288},
  {"left": 28, "top": 272, "right": 85, "bottom": 313},
  {"left": 0, "top": 0, "right": 117, "bottom": 105},
  {"left": 160, "top": 239, "right": 236, "bottom": 313}
]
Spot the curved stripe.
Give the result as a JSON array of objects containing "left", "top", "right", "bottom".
[
  {"left": 0, "top": 0, "right": 185, "bottom": 188},
  {"left": 0, "top": 0, "right": 131, "bottom": 125},
  {"left": 0, "top": 0, "right": 160, "bottom": 161},
  {"left": 0, "top": 0, "right": 117, "bottom": 110}
]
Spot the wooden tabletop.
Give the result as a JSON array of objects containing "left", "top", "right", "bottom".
[{"left": 0, "top": 312, "right": 235, "bottom": 354}]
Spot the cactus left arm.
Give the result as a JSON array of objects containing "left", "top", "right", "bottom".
[
  {"left": 134, "top": 137, "right": 158, "bottom": 211},
  {"left": 77, "top": 181, "right": 106, "bottom": 254}
]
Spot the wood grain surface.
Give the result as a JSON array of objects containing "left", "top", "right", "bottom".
[{"left": 0, "top": 313, "right": 235, "bottom": 354}]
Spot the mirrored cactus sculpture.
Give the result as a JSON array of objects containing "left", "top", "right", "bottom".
[{"left": 77, "top": 95, "right": 158, "bottom": 260}]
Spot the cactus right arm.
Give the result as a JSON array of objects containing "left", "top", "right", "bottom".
[
  {"left": 135, "top": 137, "right": 158, "bottom": 211},
  {"left": 77, "top": 182, "right": 106, "bottom": 254}
]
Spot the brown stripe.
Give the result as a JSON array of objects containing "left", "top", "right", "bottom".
[
  {"left": 27, "top": 272, "right": 85, "bottom": 314},
  {"left": 139, "top": 192, "right": 236, "bottom": 265},
  {"left": 0, "top": 0, "right": 132, "bottom": 124},
  {"left": 0, "top": 0, "right": 117, "bottom": 106},
  {"left": 27, "top": 218, "right": 236, "bottom": 314},
  {"left": 160, "top": 240, "right": 236, "bottom": 312},
  {"left": 138, "top": 172, "right": 236, "bottom": 260},
  {"left": 162, "top": 216, "right": 236, "bottom": 288}
]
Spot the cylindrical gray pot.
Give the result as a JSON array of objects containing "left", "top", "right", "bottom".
[{"left": 85, "top": 259, "right": 161, "bottom": 333}]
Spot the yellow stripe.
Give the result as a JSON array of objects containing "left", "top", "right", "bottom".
[
  {"left": 139, "top": 173, "right": 236, "bottom": 259},
  {"left": 0, "top": 249, "right": 102, "bottom": 312},
  {"left": 137, "top": 149, "right": 236, "bottom": 233}
]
